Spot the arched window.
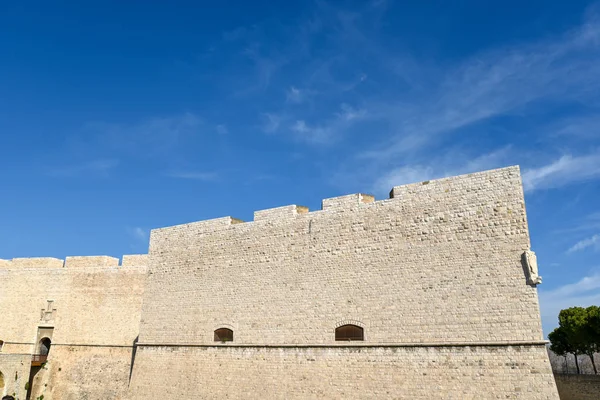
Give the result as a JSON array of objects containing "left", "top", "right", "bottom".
[
  {"left": 0, "top": 340, "right": 4, "bottom": 352},
  {"left": 39, "top": 338, "right": 51, "bottom": 356},
  {"left": 214, "top": 328, "right": 233, "bottom": 342},
  {"left": 0, "top": 370, "right": 4, "bottom": 392},
  {"left": 335, "top": 324, "right": 364, "bottom": 341}
]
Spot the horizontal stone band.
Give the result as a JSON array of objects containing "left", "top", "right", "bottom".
[{"left": 135, "top": 340, "right": 549, "bottom": 348}]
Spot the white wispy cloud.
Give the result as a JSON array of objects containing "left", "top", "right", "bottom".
[
  {"left": 553, "top": 211, "right": 600, "bottom": 234},
  {"left": 264, "top": 103, "right": 368, "bottom": 144},
  {"left": 235, "top": 44, "right": 289, "bottom": 96},
  {"left": 261, "top": 113, "right": 283, "bottom": 133},
  {"left": 165, "top": 171, "right": 218, "bottom": 181},
  {"left": 371, "top": 147, "right": 511, "bottom": 194},
  {"left": 522, "top": 151, "right": 600, "bottom": 192},
  {"left": 286, "top": 86, "right": 318, "bottom": 104},
  {"left": 247, "top": 2, "right": 600, "bottom": 194},
  {"left": 46, "top": 159, "right": 119, "bottom": 178},
  {"left": 361, "top": 14, "right": 600, "bottom": 160},
  {"left": 84, "top": 112, "right": 202, "bottom": 155},
  {"left": 126, "top": 227, "right": 149, "bottom": 252},
  {"left": 291, "top": 120, "right": 332, "bottom": 144},
  {"left": 291, "top": 104, "right": 368, "bottom": 144},
  {"left": 567, "top": 234, "right": 600, "bottom": 253},
  {"left": 127, "top": 227, "right": 148, "bottom": 241},
  {"left": 286, "top": 86, "right": 305, "bottom": 103},
  {"left": 337, "top": 103, "right": 367, "bottom": 121},
  {"left": 538, "top": 272, "right": 600, "bottom": 334},
  {"left": 588, "top": 212, "right": 600, "bottom": 221},
  {"left": 216, "top": 124, "right": 228, "bottom": 135},
  {"left": 553, "top": 115, "right": 600, "bottom": 140},
  {"left": 371, "top": 147, "right": 600, "bottom": 196}
]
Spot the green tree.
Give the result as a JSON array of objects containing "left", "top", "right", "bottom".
[
  {"left": 552, "top": 306, "right": 599, "bottom": 374},
  {"left": 585, "top": 305, "right": 600, "bottom": 374},
  {"left": 549, "top": 326, "right": 573, "bottom": 373},
  {"left": 588, "top": 305, "right": 600, "bottom": 339},
  {"left": 558, "top": 307, "right": 588, "bottom": 374}
]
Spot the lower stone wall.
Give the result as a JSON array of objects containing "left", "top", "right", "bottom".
[
  {"left": 1, "top": 343, "right": 34, "bottom": 355},
  {"left": 128, "top": 344, "right": 559, "bottom": 399},
  {"left": 0, "top": 354, "right": 32, "bottom": 400},
  {"left": 31, "top": 346, "right": 135, "bottom": 400},
  {"left": 554, "top": 374, "right": 600, "bottom": 400}
]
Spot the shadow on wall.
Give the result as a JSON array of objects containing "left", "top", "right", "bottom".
[{"left": 129, "top": 336, "right": 139, "bottom": 383}]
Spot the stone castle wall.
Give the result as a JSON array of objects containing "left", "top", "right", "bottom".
[
  {"left": 0, "top": 166, "right": 559, "bottom": 399},
  {"left": 129, "top": 345, "right": 557, "bottom": 399},
  {"left": 554, "top": 374, "right": 600, "bottom": 400},
  {"left": 128, "top": 166, "right": 559, "bottom": 398},
  {"left": 0, "top": 256, "right": 147, "bottom": 400},
  {"left": 0, "top": 354, "right": 31, "bottom": 400}
]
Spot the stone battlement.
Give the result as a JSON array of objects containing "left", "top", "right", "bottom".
[
  {"left": 0, "top": 254, "right": 147, "bottom": 269},
  {"left": 1, "top": 166, "right": 522, "bottom": 269},
  {"left": 150, "top": 165, "right": 521, "bottom": 234}
]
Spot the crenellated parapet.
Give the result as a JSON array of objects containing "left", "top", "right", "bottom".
[
  {"left": 151, "top": 216, "right": 244, "bottom": 237},
  {"left": 389, "top": 166, "right": 522, "bottom": 199},
  {"left": 322, "top": 193, "right": 375, "bottom": 210},
  {"left": 0, "top": 254, "right": 148, "bottom": 269},
  {"left": 149, "top": 194, "right": 381, "bottom": 242},
  {"left": 122, "top": 254, "right": 149, "bottom": 267},
  {"left": 148, "top": 166, "right": 524, "bottom": 243},
  {"left": 254, "top": 205, "right": 309, "bottom": 221},
  {"left": 3, "top": 167, "right": 524, "bottom": 270},
  {"left": 149, "top": 216, "right": 244, "bottom": 252},
  {"left": 64, "top": 256, "right": 119, "bottom": 268},
  {"left": 10, "top": 257, "right": 65, "bottom": 268}
]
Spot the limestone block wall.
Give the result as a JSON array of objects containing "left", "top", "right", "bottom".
[
  {"left": 553, "top": 374, "right": 600, "bottom": 400},
  {"left": 0, "top": 257, "right": 147, "bottom": 348},
  {"left": 0, "top": 255, "right": 147, "bottom": 400},
  {"left": 0, "top": 354, "right": 30, "bottom": 399},
  {"left": 129, "top": 345, "right": 557, "bottom": 400},
  {"left": 129, "top": 166, "right": 558, "bottom": 398},
  {"left": 28, "top": 346, "right": 135, "bottom": 400},
  {"left": 138, "top": 166, "right": 541, "bottom": 345}
]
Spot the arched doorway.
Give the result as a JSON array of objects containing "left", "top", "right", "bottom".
[{"left": 39, "top": 337, "right": 51, "bottom": 356}]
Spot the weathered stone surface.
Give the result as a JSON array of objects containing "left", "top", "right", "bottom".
[
  {"left": 0, "top": 354, "right": 30, "bottom": 399},
  {"left": 128, "top": 166, "right": 558, "bottom": 399},
  {"left": 129, "top": 345, "right": 558, "bottom": 399},
  {"left": 554, "top": 374, "right": 600, "bottom": 400},
  {"left": 64, "top": 255, "right": 119, "bottom": 268},
  {"left": 0, "top": 166, "right": 559, "bottom": 399},
  {"left": 8, "top": 257, "right": 64, "bottom": 269},
  {"left": 0, "top": 256, "right": 147, "bottom": 399}
]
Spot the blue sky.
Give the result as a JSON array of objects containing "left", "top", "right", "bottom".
[{"left": 1, "top": 1, "right": 599, "bottom": 335}]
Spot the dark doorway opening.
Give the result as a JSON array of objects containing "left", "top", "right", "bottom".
[{"left": 39, "top": 338, "right": 51, "bottom": 356}]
